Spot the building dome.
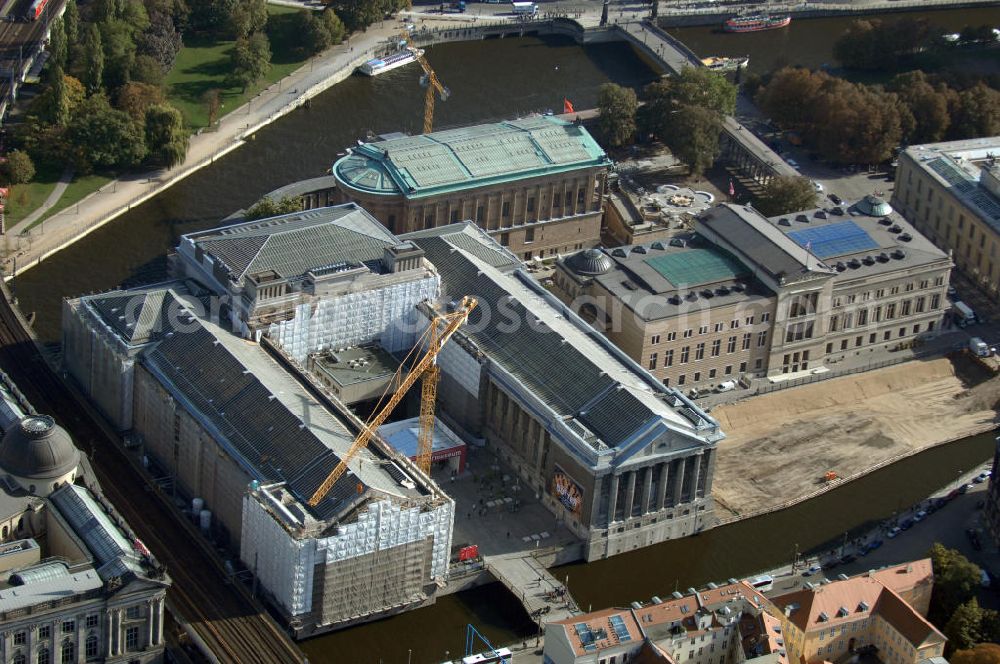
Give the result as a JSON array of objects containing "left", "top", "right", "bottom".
[
  {"left": 855, "top": 194, "right": 893, "bottom": 217},
  {"left": 0, "top": 416, "right": 80, "bottom": 481},
  {"left": 566, "top": 248, "right": 613, "bottom": 275}
]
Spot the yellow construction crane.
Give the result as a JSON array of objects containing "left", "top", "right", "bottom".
[
  {"left": 308, "top": 296, "right": 477, "bottom": 507},
  {"left": 400, "top": 31, "right": 450, "bottom": 133}
]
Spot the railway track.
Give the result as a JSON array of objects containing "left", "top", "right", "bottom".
[{"left": 0, "top": 287, "right": 305, "bottom": 664}]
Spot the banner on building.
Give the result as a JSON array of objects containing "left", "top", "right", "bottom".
[{"left": 551, "top": 466, "right": 584, "bottom": 517}]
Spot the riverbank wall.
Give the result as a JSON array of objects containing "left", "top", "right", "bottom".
[{"left": 657, "top": 0, "right": 1000, "bottom": 27}]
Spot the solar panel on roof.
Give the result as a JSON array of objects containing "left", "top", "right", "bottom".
[
  {"left": 575, "top": 623, "right": 596, "bottom": 650},
  {"left": 609, "top": 615, "right": 632, "bottom": 642},
  {"left": 786, "top": 221, "right": 879, "bottom": 259}
]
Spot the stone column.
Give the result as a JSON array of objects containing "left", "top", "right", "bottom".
[
  {"left": 624, "top": 471, "right": 637, "bottom": 519},
  {"left": 640, "top": 466, "right": 653, "bottom": 514},
  {"left": 157, "top": 597, "right": 165, "bottom": 645},
  {"left": 105, "top": 612, "right": 114, "bottom": 658},
  {"left": 147, "top": 600, "right": 155, "bottom": 649},
  {"left": 656, "top": 462, "right": 670, "bottom": 510},
  {"left": 689, "top": 453, "right": 703, "bottom": 501},
  {"left": 702, "top": 448, "right": 717, "bottom": 496},
  {"left": 672, "top": 458, "right": 686, "bottom": 506},
  {"left": 589, "top": 475, "right": 604, "bottom": 527},
  {"left": 607, "top": 473, "right": 619, "bottom": 525}
]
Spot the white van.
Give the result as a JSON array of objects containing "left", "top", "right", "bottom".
[
  {"left": 953, "top": 301, "right": 976, "bottom": 327},
  {"left": 716, "top": 380, "right": 737, "bottom": 393}
]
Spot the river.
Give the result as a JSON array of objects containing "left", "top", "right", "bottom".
[
  {"left": 665, "top": 6, "right": 1000, "bottom": 74},
  {"left": 9, "top": 8, "right": 1000, "bottom": 664}
]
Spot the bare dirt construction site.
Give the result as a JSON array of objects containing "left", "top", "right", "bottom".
[{"left": 709, "top": 355, "right": 1000, "bottom": 520}]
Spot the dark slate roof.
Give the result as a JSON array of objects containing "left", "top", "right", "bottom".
[
  {"left": 405, "top": 225, "right": 699, "bottom": 449},
  {"left": 697, "top": 204, "right": 835, "bottom": 285},
  {"left": 184, "top": 204, "right": 398, "bottom": 283},
  {"left": 141, "top": 320, "right": 362, "bottom": 520},
  {"left": 85, "top": 288, "right": 177, "bottom": 346}
]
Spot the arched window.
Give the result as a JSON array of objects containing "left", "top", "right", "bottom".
[
  {"left": 1, "top": 525, "right": 7, "bottom": 539},
  {"left": 84, "top": 634, "right": 99, "bottom": 661},
  {"left": 37, "top": 647, "right": 51, "bottom": 664},
  {"left": 16, "top": 517, "right": 23, "bottom": 531},
  {"left": 60, "top": 640, "right": 74, "bottom": 664}
]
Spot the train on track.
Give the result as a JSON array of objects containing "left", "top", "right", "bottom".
[{"left": 27, "top": 0, "right": 48, "bottom": 21}]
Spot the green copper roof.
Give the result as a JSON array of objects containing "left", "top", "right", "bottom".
[
  {"left": 333, "top": 116, "right": 609, "bottom": 199},
  {"left": 644, "top": 248, "right": 748, "bottom": 288}
]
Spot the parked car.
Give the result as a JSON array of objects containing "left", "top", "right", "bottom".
[
  {"left": 887, "top": 527, "right": 902, "bottom": 538},
  {"left": 931, "top": 497, "right": 947, "bottom": 509},
  {"left": 828, "top": 193, "right": 843, "bottom": 205},
  {"left": 899, "top": 518, "right": 914, "bottom": 530},
  {"left": 822, "top": 560, "right": 840, "bottom": 571},
  {"left": 912, "top": 510, "right": 928, "bottom": 522},
  {"left": 974, "top": 471, "right": 992, "bottom": 483},
  {"left": 812, "top": 180, "right": 824, "bottom": 193},
  {"left": 803, "top": 564, "right": 822, "bottom": 577},
  {"left": 840, "top": 554, "right": 856, "bottom": 565},
  {"left": 867, "top": 539, "right": 883, "bottom": 551},
  {"left": 958, "top": 483, "right": 973, "bottom": 494}
]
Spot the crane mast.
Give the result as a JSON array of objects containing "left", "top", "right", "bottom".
[
  {"left": 307, "top": 297, "right": 477, "bottom": 507},
  {"left": 401, "top": 31, "right": 449, "bottom": 133}
]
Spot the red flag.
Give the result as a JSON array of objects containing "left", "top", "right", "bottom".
[
  {"left": 563, "top": 98, "right": 574, "bottom": 114},
  {"left": 728, "top": 179, "right": 735, "bottom": 197}
]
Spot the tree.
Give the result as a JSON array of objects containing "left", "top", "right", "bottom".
[
  {"left": 82, "top": 24, "right": 105, "bottom": 94},
  {"left": 663, "top": 105, "right": 722, "bottom": 177},
  {"left": 229, "top": 0, "right": 268, "bottom": 39},
  {"left": 946, "top": 599, "right": 986, "bottom": 652},
  {"left": 834, "top": 18, "right": 930, "bottom": 70},
  {"left": 34, "top": 64, "right": 71, "bottom": 126},
  {"left": 889, "top": 71, "right": 951, "bottom": 143},
  {"left": 952, "top": 644, "right": 1000, "bottom": 664},
  {"left": 321, "top": 8, "right": 346, "bottom": 45},
  {"left": 131, "top": 55, "right": 165, "bottom": 86},
  {"left": 203, "top": 89, "right": 222, "bottom": 126},
  {"left": 811, "top": 84, "right": 903, "bottom": 165},
  {"left": 64, "top": 0, "right": 79, "bottom": 44},
  {"left": 49, "top": 17, "right": 68, "bottom": 70},
  {"left": 653, "top": 66, "right": 737, "bottom": 116},
  {"left": 245, "top": 195, "right": 302, "bottom": 220},
  {"left": 230, "top": 32, "right": 271, "bottom": 92},
  {"left": 756, "top": 176, "right": 818, "bottom": 216},
  {"left": 756, "top": 67, "right": 828, "bottom": 132},
  {"left": 189, "top": 0, "right": 237, "bottom": 34},
  {"left": 138, "top": 10, "right": 183, "bottom": 71},
  {"left": 116, "top": 81, "right": 165, "bottom": 121},
  {"left": 99, "top": 20, "right": 139, "bottom": 90},
  {"left": 949, "top": 83, "right": 1000, "bottom": 139},
  {"left": 929, "top": 543, "right": 982, "bottom": 625},
  {"left": 65, "top": 95, "right": 146, "bottom": 172},
  {"left": 2, "top": 150, "right": 35, "bottom": 185},
  {"left": 295, "top": 10, "right": 332, "bottom": 56},
  {"left": 596, "top": 83, "right": 637, "bottom": 148},
  {"left": 144, "top": 104, "right": 188, "bottom": 167}
]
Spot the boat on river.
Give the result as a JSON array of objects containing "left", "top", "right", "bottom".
[
  {"left": 357, "top": 48, "right": 423, "bottom": 76},
  {"left": 701, "top": 55, "right": 750, "bottom": 71},
  {"left": 723, "top": 14, "right": 791, "bottom": 33}
]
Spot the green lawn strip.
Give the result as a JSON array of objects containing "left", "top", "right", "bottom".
[
  {"left": 25, "top": 173, "right": 112, "bottom": 232},
  {"left": 165, "top": 5, "right": 311, "bottom": 130},
  {"left": 1, "top": 163, "right": 61, "bottom": 232}
]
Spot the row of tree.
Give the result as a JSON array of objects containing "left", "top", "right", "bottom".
[
  {"left": 754, "top": 67, "right": 1000, "bottom": 165},
  {"left": 928, "top": 544, "right": 1000, "bottom": 655},
  {"left": 596, "top": 67, "right": 737, "bottom": 176},
  {"left": 833, "top": 17, "right": 1000, "bottom": 71}
]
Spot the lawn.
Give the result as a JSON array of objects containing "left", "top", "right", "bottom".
[
  {"left": 1, "top": 163, "right": 62, "bottom": 232},
  {"left": 25, "top": 172, "right": 112, "bottom": 232},
  {"left": 165, "top": 5, "right": 311, "bottom": 129}
]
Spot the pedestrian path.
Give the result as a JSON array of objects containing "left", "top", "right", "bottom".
[
  {"left": 10, "top": 167, "right": 73, "bottom": 234},
  {"left": 484, "top": 552, "right": 579, "bottom": 624}
]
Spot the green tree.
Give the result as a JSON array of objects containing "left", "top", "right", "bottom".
[
  {"left": 2, "top": 150, "right": 35, "bottom": 185},
  {"left": 949, "top": 83, "right": 1000, "bottom": 140},
  {"left": 755, "top": 67, "right": 827, "bottom": 132},
  {"left": 230, "top": 32, "right": 271, "bottom": 92},
  {"left": 66, "top": 95, "right": 147, "bottom": 172},
  {"left": 756, "top": 176, "right": 818, "bottom": 216},
  {"left": 245, "top": 195, "right": 302, "bottom": 220},
  {"left": 229, "top": 0, "right": 268, "bottom": 39},
  {"left": 952, "top": 644, "right": 1000, "bottom": 664},
  {"left": 189, "top": 0, "right": 237, "bottom": 34},
  {"left": 99, "top": 20, "right": 139, "bottom": 90},
  {"left": 596, "top": 83, "right": 637, "bottom": 148},
  {"left": 946, "top": 599, "right": 985, "bottom": 652},
  {"left": 295, "top": 10, "right": 332, "bottom": 56},
  {"left": 929, "top": 543, "right": 982, "bottom": 625},
  {"left": 663, "top": 105, "right": 722, "bottom": 177},
  {"left": 335, "top": 0, "right": 385, "bottom": 31},
  {"left": 49, "top": 17, "right": 68, "bottom": 70},
  {"left": 64, "top": 0, "right": 79, "bottom": 44},
  {"left": 321, "top": 8, "right": 346, "bottom": 45},
  {"left": 131, "top": 55, "right": 165, "bottom": 86},
  {"left": 138, "top": 10, "right": 183, "bottom": 71},
  {"left": 654, "top": 66, "right": 737, "bottom": 116},
  {"left": 834, "top": 18, "right": 930, "bottom": 70},
  {"left": 36, "top": 64, "right": 71, "bottom": 126},
  {"left": 144, "top": 104, "right": 188, "bottom": 167},
  {"left": 82, "top": 24, "right": 105, "bottom": 94}
]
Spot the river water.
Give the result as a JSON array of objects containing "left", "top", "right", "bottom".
[{"left": 9, "top": 8, "right": 1000, "bottom": 663}]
